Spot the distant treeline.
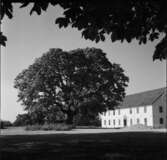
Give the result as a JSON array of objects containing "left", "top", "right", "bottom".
[{"left": 0, "top": 120, "right": 13, "bottom": 129}]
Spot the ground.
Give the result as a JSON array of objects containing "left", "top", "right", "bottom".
[{"left": 0, "top": 127, "right": 167, "bottom": 160}]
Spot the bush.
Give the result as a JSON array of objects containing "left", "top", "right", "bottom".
[
  {"left": 25, "top": 123, "right": 74, "bottom": 131},
  {"left": 0, "top": 120, "right": 12, "bottom": 129},
  {"left": 25, "top": 124, "right": 41, "bottom": 131},
  {"left": 75, "top": 125, "right": 100, "bottom": 129},
  {"left": 13, "top": 113, "right": 32, "bottom": 126},
  {"left": 0, "top": 121, "right": 4, "bottom": 129},
  {"left": 54, "top": 123, "right": 74, "bottom": 131},
  {"left": 74, "top": 115, "right": 101, "bottom": 127}
]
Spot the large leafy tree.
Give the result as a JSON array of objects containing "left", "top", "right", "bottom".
[
  {"left": 14, "top": 48, "right": 129, "bottom": 124},
  {"left": 1, "top": 0, "right": 167, "bottom": 60}
]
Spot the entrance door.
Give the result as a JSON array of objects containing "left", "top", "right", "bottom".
[{"left": 123, "top": 118, "right": 127, "bottom": 127}]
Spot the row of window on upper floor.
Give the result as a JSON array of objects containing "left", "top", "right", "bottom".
[{"left": 103, "top": 106, "right": 163, "bottom": 116}]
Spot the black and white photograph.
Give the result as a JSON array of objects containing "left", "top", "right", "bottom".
[{"left": 0, "top": 1, "right": 167, "bottom": 160}]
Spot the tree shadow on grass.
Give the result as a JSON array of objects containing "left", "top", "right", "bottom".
[{"left": 0, "top": 132, "right": 167, "bottom": 160}]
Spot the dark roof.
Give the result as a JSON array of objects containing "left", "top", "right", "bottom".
[{"left": 118, "top": 87, "right": 166, "bottom": 108}]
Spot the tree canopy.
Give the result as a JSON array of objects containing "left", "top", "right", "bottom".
[
  {"left": 14, "top": 48, "right": 129, "bottom": 124},
  {"left": 13, "top": 113, "right": 32, "bottom": 126},
  {"left": 1, "top": 0, "right": 167, "bottom": 60}
]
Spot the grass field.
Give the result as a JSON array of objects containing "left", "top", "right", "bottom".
[{"left": 0, "top": 128, "right": 167, "bottom": 160}]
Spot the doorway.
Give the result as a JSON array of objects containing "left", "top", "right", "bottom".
[{"left": 123, "top": 118, "right": 127, "bottom": 127}]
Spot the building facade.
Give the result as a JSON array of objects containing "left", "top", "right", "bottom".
[{"left": 101, "top": 88, "right": 167, "bottom": 128}]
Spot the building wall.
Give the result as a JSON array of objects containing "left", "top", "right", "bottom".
[
  {"left": 152, "top": 93, "right": 167, "bottom": 128},
  {"left": 101, "top": 105, "right": 153, "bottom": 128}
]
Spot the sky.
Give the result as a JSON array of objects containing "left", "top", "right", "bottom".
[{"left": 1, "top": 4, "right": 166, "bottom": 122}]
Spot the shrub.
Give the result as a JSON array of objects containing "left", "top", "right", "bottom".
[
  {"left": 75, "top": 125, "right": 100, "bottom": 129},
  {"left": 54, "top": 123, "right": 74, "bottom": 131},
  {"left": 74, "top": 114, "right": 101, "bottom": 127},
  {"left": 0, "top": 121, "right": 4, "bottom": 129},
  {"left": 0, "top": 120, "right": 12, "bottom": 129},
  {"left": 13, "top": 113, "right": 32, "bottom": 126},
  {"left": 25, "top": 124, "right": 41, "bottom": 131},
  {"left": 25, "top": 123, "right": 74, "bottom": 131}
]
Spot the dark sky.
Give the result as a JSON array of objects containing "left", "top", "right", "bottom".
[{"left": 1, "top": 4, "right": 166, "bottom": 121}]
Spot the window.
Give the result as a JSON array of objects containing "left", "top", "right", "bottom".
[
  {"left": 130, "top": 119, "right": 133, "bottom": 125},
  {"left": 104, "top": 120, "right": 106, "bottom": 125},
  {"left": 136, "top": 107, "right": 139, "bottom": 113},
  {"left": 129, "top": 108, "right": 132, "bottom": 114},
  {"left": 109, "top": 120, "right": 111, "bottom": 125},
  {"left": 160, "top": 118, "right": 164, "bottom": 124},
  {"left": 144, "top": 106, "right": 147, "bottom": 113},
  {"left": 103, "top": 112, "right": 106, "bottom": 116},
  {"left": 144, "top": 118, "right": 147, "bottom": 126},
  {"left": 113, "top": 120, "right": 115, "bottom": 126},
  {"left": 159, "top": 106, "right": 163, "bottom": 113},
  {"left": 118, "top": 109, "right": 120, "bottom": 115},
  {"left": 108, "top": 111, "right": 110, "bottom": 116},
  {"left": 113, "top": 110, "right": 115, "bottom": 115},
  {"left": 118, "top": 119, "right": 121, "bottom": 125},
  {"left": 137, "top": 118, "right": 140, "bottom": 124}
]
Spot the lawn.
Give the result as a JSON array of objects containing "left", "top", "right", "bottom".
[{"left": 0, "top": 130, "right": 167, "bottom": 160}]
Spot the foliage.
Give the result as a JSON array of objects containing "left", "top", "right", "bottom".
[
  {"left": 14, "top": 48, "right": 129, "bottom": 124},
  {"left": 25, "top": 123, "right": 74, "bottom": 131},
  {"left": 0, "top": 32, "right": 7, "bottom": 46},
  {"left": 14, "top": 112, "right": 65, "bottom": 126},
  {"left": 75, "top": 125, "right": 100, "bottom": 129},
  {"left": 13, "top": 113, "right": 32, "bottom": 126},
  {"left": 0, "top": 120, "right": 12, "bottom": 129},
  {"left": 75, "top": 115, "right": 101, "bottom": 127},
  {"left": 74, "top": 99, "right": 102, "bottom": 126},
  {"left": 1, "top": 1, "right": 167, "bottom": 60}
]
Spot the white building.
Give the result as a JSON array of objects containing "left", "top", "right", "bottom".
[{"left": 101, "top": 87, "right": 167, "bottom": 128}]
